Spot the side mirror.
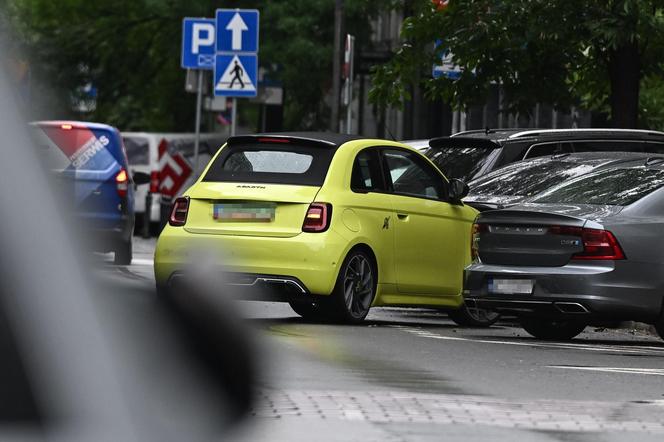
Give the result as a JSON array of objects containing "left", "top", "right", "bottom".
[
  {"left": 133, "top": 171, "right": 151, "bottom": 186},
  {"left": 448, "top": 178, "right": 469, "bottom": 202}
]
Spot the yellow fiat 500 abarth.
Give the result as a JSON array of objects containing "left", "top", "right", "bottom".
[{"left": 154, "top": 133, "right": 478, "bottom": 323}]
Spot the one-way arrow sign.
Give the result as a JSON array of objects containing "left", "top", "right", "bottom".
[
  {"left": 216, "top": 9, "right": 259, "bottom": 53},
  {"left": 226, "top": 13, "right": 248, "bottom": 51}
]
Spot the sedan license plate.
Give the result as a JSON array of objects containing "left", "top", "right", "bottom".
[
  {"left": 212, "top": 203, "right": 276, "bottom": 222},
  {"left": 488, "top": 278, "right": 534, "bottom": 295}
]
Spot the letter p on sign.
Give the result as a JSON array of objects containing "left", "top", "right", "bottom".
[{"left": 192, "top": 23, "right": 215, "bottom": 53}]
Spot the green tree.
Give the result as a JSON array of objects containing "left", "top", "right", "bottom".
[
  {"left": 370, "top": 0, "right": 664, "bottom": 129},
  {"left": 6, "top": 0, "right": 383, "bottom": 131}
]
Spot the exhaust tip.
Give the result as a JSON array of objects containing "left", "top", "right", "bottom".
[{"left": 554, "top": 302, "right": 590, "bottom": 314}]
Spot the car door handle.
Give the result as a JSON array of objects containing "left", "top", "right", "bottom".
[{"left": 397, "top": 213, "right": 408, "bottom": 220}]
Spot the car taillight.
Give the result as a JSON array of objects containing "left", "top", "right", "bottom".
[
  {"left": 471, "top": 223, "right": 487, "bottom": 261},
  {"left": 116, "top": 168, "right": 129, "bottom": 198},
  {"left": 549, "top": 226, "right": 625, "bottom": 260},
  {"left": 149, "top": 170, "right": 160, "bottom": 193},
  {"left": 575, "top": 228, "right": 625, "bottom": 260},
  {"left": 302, "top": 203, "right": 332, "bottom": 233},
  {"left": 169, "top": 197, "right": 190, "bottom": 227}
]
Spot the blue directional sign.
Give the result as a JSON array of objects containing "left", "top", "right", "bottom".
[
  {"left": 181, "top": 18, "right": 216, "bottom": 69},
  {"left": 432, "top": 40, "right": 462, "bottom": 80},
  {"left": 214, "top": 54, "right": 258, "bottom": 97},
  {"left": 215, "top": 9, "right": 259, "bottom": 53}
]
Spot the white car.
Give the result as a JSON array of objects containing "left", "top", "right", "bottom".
[{"left": 122, "top": 132, "right": 226, "bottom": 232}]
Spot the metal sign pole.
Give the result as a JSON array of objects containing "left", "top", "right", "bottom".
[
  {"left": 345, "top": 35, "right": 355, "bottom": 135},
  {"left": 231, "top": 97, "right": 237, "bottom": 136},
  {"left": 193, "top": 69, "right": 203, "bottom": 174}
]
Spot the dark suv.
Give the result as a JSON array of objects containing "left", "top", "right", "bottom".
[{"left": 417, "top": 128, "right": 664, "bottom": 182}]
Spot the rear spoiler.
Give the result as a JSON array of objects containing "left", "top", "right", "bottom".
[
  {"left": 477, "top": 209, "right": 586, "bottom": 227},
  {"left": 429, "top": 136, "right": 501, "bottom": 150},
  {"left": 228, "top": 135, "right": 338, "bottom": 148}
]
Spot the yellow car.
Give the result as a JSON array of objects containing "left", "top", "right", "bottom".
[{"left": 155, "top": 133, "right": 478, "bottom": 323}]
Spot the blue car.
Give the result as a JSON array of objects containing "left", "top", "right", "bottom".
[{"left": 31, "top": 121, "right": 149, "bottom": 264}]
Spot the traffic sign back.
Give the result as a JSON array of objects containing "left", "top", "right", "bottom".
[{"left": 215, "top": 9, "right": 259, "bottom": 53}]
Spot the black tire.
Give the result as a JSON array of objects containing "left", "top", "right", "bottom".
[
  {"left": 448, "top": 302, "right": 501, "bottom": 327},
  {"left": 328, "top": 249, "right": 376, "bottom": 324},
  {"left": 520, "top": 317, "right": 586, "bottom": 341},
  {"left": 289, "top": 300, "right": 329, "bottom": 321},
  {"left": 114, "top": 238, "right": 132, "bottom": 265}
]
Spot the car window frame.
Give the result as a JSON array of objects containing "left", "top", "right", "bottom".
[
  {"left": 349, "top": 147, "right": 388, "bottom": 194},
  {"left": 522, "top": 139, "right": 664, "bottom": 160},
  {"left": 379, "top": 147, "right": 450, "bottom": 202}
]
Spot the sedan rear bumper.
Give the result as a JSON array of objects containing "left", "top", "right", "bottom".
[{"left": 464, "top": 262, "right": 664, "bottom": 324}]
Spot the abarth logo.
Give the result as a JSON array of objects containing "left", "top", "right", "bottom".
[{"left": 382, "top": 216, "right": 390, "bottom": 230}]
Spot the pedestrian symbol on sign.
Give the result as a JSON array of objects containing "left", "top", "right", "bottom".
[
  {"left": 230, "top": 60, "right": 245, "bottom": 88},
  {"left": 214, "top": 54, "right": 257, "bottom": 97}
]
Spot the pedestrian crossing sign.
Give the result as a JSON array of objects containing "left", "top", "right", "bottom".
[{"left": 214, "top": 54, "right": 257, "bottom": 97}]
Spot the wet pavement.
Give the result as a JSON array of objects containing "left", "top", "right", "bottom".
[{"left": 97, "top": 236, "right": 664, "bottom": 441}]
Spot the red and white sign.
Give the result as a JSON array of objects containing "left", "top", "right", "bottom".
[{"left": 158, "top": 139, "right": 193, "bottom": 198}]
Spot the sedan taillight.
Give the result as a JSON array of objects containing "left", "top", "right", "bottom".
[
  {"left": 169, "top": 197, "right": 190, "bottom": 227},
  {"left": 549, "top": 226, "right": 625, "bottom": 260},
  {"left": 574, "top": 228, "right": 625, "bottom": 260},
  {"left": 302, "top": 203, "right": 332, "bottom": 233}
]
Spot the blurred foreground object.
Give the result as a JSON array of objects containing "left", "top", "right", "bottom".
[{"left": 0, "top": 40, "right": 255, "bottom": 441}]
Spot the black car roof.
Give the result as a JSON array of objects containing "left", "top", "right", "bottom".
[{"left": 228, "top": 132, "right": 364, "bottom": 149}]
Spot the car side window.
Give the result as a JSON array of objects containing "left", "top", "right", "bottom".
[
  {"left": 382, "top": 149, "right": 446, "bottom": 200},
  {"left": 351, "top": 149, "right": 385, "bottom": 193},
  {"left": 523, "top": 142, "right": 578, "bottom": 159}
]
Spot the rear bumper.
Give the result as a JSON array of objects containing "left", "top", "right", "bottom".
[
  {"left": 154, "top": 225, "right": 350, "bottom": 297},
  {"left": 463, "top": 262, "right": 664, "bottom": 323},
  {"left": 167, "top": 272, "right": 310, "bottom": 302}
]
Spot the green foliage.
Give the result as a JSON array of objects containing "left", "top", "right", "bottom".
[
  {"left": 640, "top": 75, "right": 664, "bottom": 130},
  {"left": 260, "top": 0, "right": 383, "bottom": 129},
  {"left": 370, "top": 0, "right": 664, "bottom": 128},
  {"left": 8, "top": 0, "right": 209, "bottom": 131},
  {"left": 6, "top": 0, "right": 385, "bottom": 131}
]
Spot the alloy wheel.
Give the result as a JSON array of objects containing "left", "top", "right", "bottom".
[{"left": 342, "top": 254, "right": 374, "bottom": 318}]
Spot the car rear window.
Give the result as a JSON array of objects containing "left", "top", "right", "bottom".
[
  {"left": 203, "top": 143, "right": 335, "bottom": 186},
  {"left": 424, "top": 145, "right": 499, "bottom": 182},
  {"left": 123, "top": 136, "right": 149, "bottom": 165},
  {"left": 524, "top": 140, "right": 664, "bottom": 159},
  {"left": 468, "top": 158, "right": 606, "bottom": 199},
  {"left": 532, "top": 168, "right": 664, "bottom": 206}
]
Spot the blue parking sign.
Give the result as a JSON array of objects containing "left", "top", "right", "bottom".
[
  {"left": 214, "top": 54, "right": 258, "bottom": 97},
  {"left": 181, "top": 18, "right": 216, "bottom": 69},
  {"left": 215, "top": 9, "right": 259, "bottom": 53}
]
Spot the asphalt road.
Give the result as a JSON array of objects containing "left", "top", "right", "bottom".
[{"left": 96, "top": 237, "right": 664, "bottom": 442}]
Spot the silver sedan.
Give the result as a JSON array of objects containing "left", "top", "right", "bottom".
[{"left": 464, "top": 157, "right": 664, "bottom": 340}]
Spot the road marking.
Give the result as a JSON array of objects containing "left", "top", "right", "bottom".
[
  {"left": 392, "top": 325, "right": 664, "bottom": 356},
  {"left": 549, "top": 365, "right": 664, "bottom": 376},
  {"left": 132, "top": 258, "right": 154, "bottom": 266}
]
